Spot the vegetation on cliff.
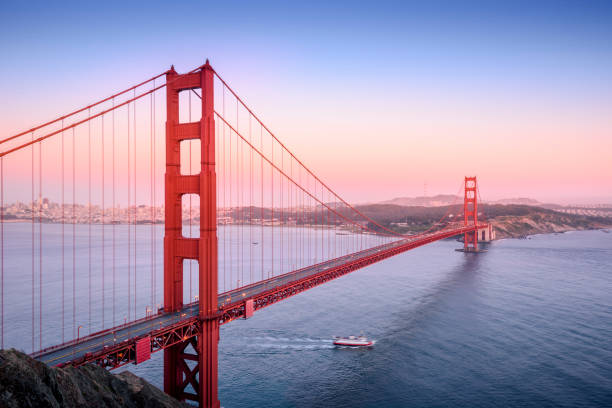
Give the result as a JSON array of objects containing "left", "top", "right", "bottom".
[{"left": 353, "top": 203, "right": 611, "bottom": 238}]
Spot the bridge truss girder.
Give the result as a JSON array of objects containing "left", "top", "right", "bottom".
[{"left": 55, "top": 225, "right": 485, "bottom": 372}]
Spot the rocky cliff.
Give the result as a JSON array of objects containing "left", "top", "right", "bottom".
[
  {"left": 489, "top": 212, "right": 610, "bottom": 239},
  {"left": 0, "top": 349, "right": 189, "bottom": 408}
]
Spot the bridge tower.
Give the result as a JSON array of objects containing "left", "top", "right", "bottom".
[
  {"left": 463, "top": 176, "right": 478, "bottom": 251},
  {"left": 164, "top": 61, "right": 220, "bottom": 407}
]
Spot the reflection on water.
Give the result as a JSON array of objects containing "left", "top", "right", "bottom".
[
  {"left": 4, "top": 224, "right": 611, "bottom": 407},
  {"left": 125, "top": 230, "right": 611, "bottom": 407}
]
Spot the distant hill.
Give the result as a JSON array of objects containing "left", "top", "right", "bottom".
[
  {"left": 380, "top": 194, "right": 460, "bottom": 207},
  {"left": 379, "top": 195, "right": 555, "bottom": 208},
  {"left": 489, "top": 197, "right": 541, "bottom": 206}
]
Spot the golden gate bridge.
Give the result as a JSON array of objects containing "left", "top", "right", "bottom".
[{"left": 0, "top": 60, "right": 489, "bottom": 407}]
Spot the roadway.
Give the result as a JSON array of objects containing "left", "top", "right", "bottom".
[{"left": 34, "top": 225, "right": 474, "bottom": 367}]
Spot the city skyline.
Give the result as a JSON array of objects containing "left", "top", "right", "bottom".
[{"left": 3, "top": 196, "right": 610, "bottom": 226}]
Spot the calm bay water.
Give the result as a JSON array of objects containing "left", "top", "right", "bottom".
[
  {"left": 125, "top": 229, "right": 611, "bottom": 407},
  {"left": 3, "top": 225, "right": 612, "bottom": 406}
]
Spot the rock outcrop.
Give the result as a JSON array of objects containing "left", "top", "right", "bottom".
[{"left": 0, "top": 349, "right": 189, "bottom": 408}]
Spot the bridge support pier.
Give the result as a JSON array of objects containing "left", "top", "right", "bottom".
[{"left": 164, "top": 61, "right": 220, "bottom": 408}]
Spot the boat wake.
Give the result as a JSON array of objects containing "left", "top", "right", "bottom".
[{"left": 246, "top": 336, "right": 335, "bottom": 351}]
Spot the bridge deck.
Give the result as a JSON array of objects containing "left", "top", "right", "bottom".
[{"left": 33, "top": 224, "right": 485, "bottom": 368}]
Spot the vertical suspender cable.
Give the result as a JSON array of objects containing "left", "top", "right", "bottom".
[
  {"left": 88, "top": 109, "right": 92, "bottom": 334},
  {"left": 238, "top": 118, "right": 241, "bottom": 286},
  {"left": 152, "top": 84, "right": 156, "bottom": 308},
  {"left": 234, "top": 107, "right": 239, "bottom": 286},
  {"left": 101, "top": 115, "right": 105, "bottom": 329},
  {"left": 295, "top": 166, "right": 304, "bottom": 269},
  {"left": 295, "top": 161, "right": 297, "bottom": 267},
  {"left": 271, "top": 133, "right": 274, "bottom": 278},
  {"left": 72, "top": 128, "right": 75, "bottom": 341},
  {"left": 112, "top": 99, "right": 116, "bottom": 326},
  {"left": 330, "top": 191, "right": 332, "bottom": 258},
  {"left": 281, "top": 150, "right": 283, "bottom": 274},
  {"left": 249, "top": 115, "right": 253, "bottom": 283},
  {"left": 361, "top": 212, "right": 364, "bottom": 250},
  {"left": 240, "top": 112, "right": 244, "bottom": 285},
  {"left": 311, "top": 179, "right": 314, "bottom": 262},
  {"left": 235, "top": 107, "right": 239, "bottom": 286},
  {"left": 301, "top": 168, "right": 304, "bottom": 268},
  {"left": 300, "top": 166, "right": 302, "bottom": 267},
  {"left": 236, "top": 101, "right": 244, "bottom": 286},
  {"left": 61, "top": 121, "right": 65, "bottom": 342},
  {"left": 295, "top": 161, "right": 297, "bottom": 269},
  {"left": 222, "top": 92, "right": 226, "bottom": 292},
  {"left": 304, "top": 173, "right": 306, "bottom": 266},
  {"left": 222, "top": 85, "right": 226, "bottom": 292},
  {"left": 260, "top": 125, "right": 263, "bottom": 281},
  {"left": 302, "top": 167, "right": 304, "bottom": 267},
  {"left": 309, "top": 178, "right": 312, "bottom": 263},
  {"left": 307, "top": 177, "right": 310, "bottom": 264},
  {"left": 333, "top": 191, "right": 336, "bottom": 258},
  {"left": 127, "top": 101, "right": 131, "bottom": 322},
  {"left": 299, "top": 166, "right": 301, "bottom": 268},
  {"left": 1, "top": 156, "right": 3, "bottom": 349},
  {"left": 313, "top": 180, "right": 316, "bottom": 263},
  {"left": 289, "top": 158, "right": 292, "bottom": 270},
  {"left": 150, "top": 91, "right": 154, "bottom": 309},
  {"left": 292, "top": 159, "right": 295, "bottom": 270},
  {"left": 314, "top": 180, "right": 317, "bottom": 263},
  {"left": 318, "top": 181, "right": 320, "bottom": 263},
  {"left": 311, "top": 179, "right": 313, "bottom": 262},
  {"left": 133, "top": 89, "right": 137, "bottom": 319},
  {"left": 39, "top": 135, "right": 42, "bottom": 349},
  {"left": 294, "top": 162, "right": 297, "bottom": 269},
  {"left": 327, "top": 188, "right": 330, "bottom": 260},
  {"left": 333, "top": 190, "right": 335, "bottom": 258},
  {"left": 236, "top": 126, "right": 240, "bottom": 285},
  {"left": 31, "top": 133, "right": 34, "bottom": 351},
  {"left": 228, "top": 107, "right": 232, "bottom": 288}
]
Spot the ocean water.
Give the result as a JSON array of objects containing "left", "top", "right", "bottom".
[
  {"left": 124, "top": 230, "right": 612, "bottom": 407},
  {"left": 2, "top": 226, "right": 611, "bottom": 407}
]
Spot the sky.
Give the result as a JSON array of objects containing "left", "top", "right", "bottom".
[{"left": 1, "top": 0, "right": 611, "bottom": 205}]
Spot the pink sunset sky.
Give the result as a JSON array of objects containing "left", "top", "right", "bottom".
[{"left": 1, "top": 1, "right": 611, "bottom": 205}]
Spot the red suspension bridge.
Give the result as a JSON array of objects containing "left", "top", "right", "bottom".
[{"left": 0, "top": 61, "right": 490, "bottom": 407}]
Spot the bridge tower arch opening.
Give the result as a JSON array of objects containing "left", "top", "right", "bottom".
[
  {"left": 463, "top": 176, "right": 478, "bottom": 252},
  {"left": 164, "top": 61, "right": 220, "bottom": 408}
]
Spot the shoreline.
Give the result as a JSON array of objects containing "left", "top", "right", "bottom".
[
  {"left": 492, "top": 225, "right": 611, "bottom": 240},
  {"left": 3, "top": 218, "right": 611, "bottom": 240},
  {"left": 499, "top": 227, "right": 610, "bottom": 240}
]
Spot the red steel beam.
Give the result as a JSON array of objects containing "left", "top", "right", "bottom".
[{"left": 51, "top": 224, "right": 485, "bottom": 371}]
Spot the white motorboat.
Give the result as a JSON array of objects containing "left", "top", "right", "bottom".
[{"left": 333, "top": 335, "right": 375, "bottom": 347}]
